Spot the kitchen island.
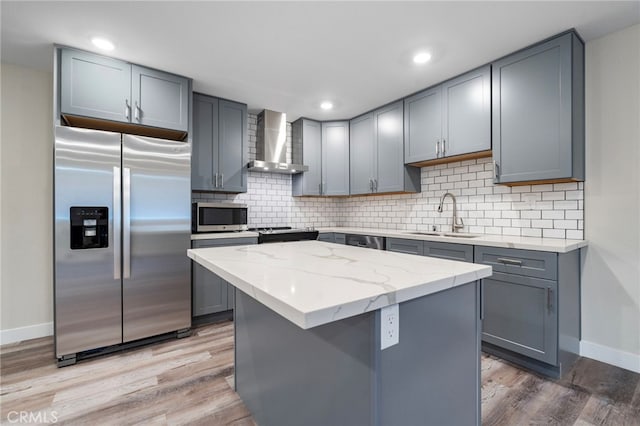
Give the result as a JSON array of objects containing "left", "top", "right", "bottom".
[{"left": 188, "top": 241, "right": 492, "bottom": 426}]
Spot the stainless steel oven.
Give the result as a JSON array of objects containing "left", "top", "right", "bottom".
[{"left": 192, "top": 202, "right": 248, "bottom": 233}]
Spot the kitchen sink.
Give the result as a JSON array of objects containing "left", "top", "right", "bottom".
[{"left": 408, "top": 231, "right": 481, "bottom": 238}]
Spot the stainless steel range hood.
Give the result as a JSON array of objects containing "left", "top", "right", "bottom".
[{"left": 248, "top": 110, "right": 308, "bottom": 174}]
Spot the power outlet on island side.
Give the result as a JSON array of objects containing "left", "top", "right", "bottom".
[{"left": 381, "top": 304, "right": 399, "bottom": 350}]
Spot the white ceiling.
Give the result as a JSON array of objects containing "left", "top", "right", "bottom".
[{"left": 2, "top": 1, "right": 639, "bottom": 121}]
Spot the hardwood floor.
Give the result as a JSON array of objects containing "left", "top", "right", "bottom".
[{"left": 1, "top": 321, "right": 638, "bottom": 425}]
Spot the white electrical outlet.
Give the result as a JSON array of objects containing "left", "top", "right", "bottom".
[{"left": 380, "top": 304, "right": 399, "bottom": 350}]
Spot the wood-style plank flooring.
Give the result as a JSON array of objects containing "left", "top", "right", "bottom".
[{"left": 1, "top": 321, "right": 639, "bottom": 425}]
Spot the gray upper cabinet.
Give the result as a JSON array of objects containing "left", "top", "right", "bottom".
[
  {"left": 192, "top": 93, "right": 247, "bottom": 193},
  {"left": 404, "top": 87, "right": 441, "bottom": 163},
  {"left": 131, "top": 65, "right": 189, "bottom": 132},
  {"left": 60, "top": 48, "right": 190, "bottom": 133},
  {"left": 404, "top": 66, "right": 491, "bottom": 165},
  {"left": 292, "top": 119, "right": 348, "bottom": 196},
  {"left": 60, "top": 49, "right": 131, "bottom": 123},
  {"left": 321, "top": 121, "right": 350, "bottom": 196},
  {"left": 492, "top": 32, "right": 584, "bottom": 184},
  {"left": 442, "top": 66, "right": 491, "bottom": 157},
  {"left": 349, "top": 113, "right": 375, "bottom": 195},
  {"left": 350, "top": 103, "right": 420, "bottom": 195}
]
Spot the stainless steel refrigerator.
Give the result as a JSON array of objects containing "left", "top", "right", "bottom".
[{"left": 54, "top": 126, "right": 191, "bottom": 366}]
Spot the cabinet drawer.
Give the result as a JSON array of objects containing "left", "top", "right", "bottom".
[
  {"left": 317, "top": 232, "right": 335, "bottom": 243},
  {"left": 474, "top": 246, "right": 557, "bottom": 280},
  {"left": 387, "top": 238, "right": 424, "bottom": 255},
  {"left": 192, "top": 237, "right": 257, "bottom": 248},
  {"left": 334, "top": 233, "right": 346, "bottom": 244},
  {"left": 424, "top": 241, "right": 473, "bottom": 262}
]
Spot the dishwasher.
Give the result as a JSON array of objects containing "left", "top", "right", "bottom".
[{"left": 345, "top": 234, "right": 386, "bottom": 250}]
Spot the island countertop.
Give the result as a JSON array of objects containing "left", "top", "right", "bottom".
[{"left": 187, "top": 240, "right": 491, "bottom": 329}]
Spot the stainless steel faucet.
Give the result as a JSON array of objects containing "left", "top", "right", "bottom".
[{"left": 437, "top": 192, "right": 464, "bottom": 233}]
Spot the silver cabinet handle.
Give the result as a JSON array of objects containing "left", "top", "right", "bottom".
[
  {"left": 124, "top": 100, "right": 131, "bottom": 121},
  {"left": 134, "top": 101, "right": 141, "bottom": 122},
  {"left": 436, "top": 140, "right": 440, "bottom": 158},
  {"left": 493, "top": 161, "right": 500, "bottom": 180},
  {"left": 318, "top": 182, "right": 322, "bottom": 195},
  {"left": 369, "top": 179, "right": 373, "bottom": 192},
  {"left": 497, "top": 257, "right": 523, "bottom": 265},
  {"left": 214, "top": 173, "right": 218, "bottom": 188},
  {"left": 123, "top": 167, "right": 131, "bottom": 279},
  {"left": 546, "top": 287, "right": 553, "bottom": 312},
  {"left": 113, "top": 166, "right": 121, "bottom": 280},
  {"left": 220, "top": 173, "right": 224, "bottom": 188},
  {"left": 374, "top": 179, "right": 378, "bottom": 192},
  {"left": 442, "top": 138, "right": 446, "bottom": 156}
]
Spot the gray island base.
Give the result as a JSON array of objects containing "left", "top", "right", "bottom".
[
  {"left": 187, "top": 241, "right": 491, "bottom": 426},
  {"left": 234, "top": 282, "right": 481, "bottom": 426}
]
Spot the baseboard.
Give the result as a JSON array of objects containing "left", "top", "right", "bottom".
[
  {"left": 580, "top": 340, "right": 640, "bottom": 373},
  {"left": 0, "top": 322, "right": 53, "bottom": 346}
]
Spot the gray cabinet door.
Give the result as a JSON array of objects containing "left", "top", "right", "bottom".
[
  {"left": 322, "top": 121, "right": 350, "bottom": 196},
  {"left": 192, "top": 94, "right": 218, "bottom": 191},
  {"left": 423, "top": 241, "right": 473, "bottom": 262},
  {"left": 482, "top": 272, "right": 558, "bottom": 365},
  {"left": 60, "top": 49, "right": 131, "bottom": 123},
  {"left": 292, "top": 119, "right": 322, "bottom": 196},
  {"left": 493, "top": 33, "right": 573, "bottom": 183},
  {"left": 375, "top": 101, "right": 404, "bottom": 193},
  {"left": 192, "top": 237, "right": 257, "bottom": 316},
  {"left": 442, "top": 65, "right": 491, "bottom": 157},
  {"left": 404, "top": 87, "right": 441, "bottom": 163},
  {"left": 218, "top": 99, "right": 247, "bottom": 193},
  {"left": 317, "top": 232, "right": 335, "bottom": 243},
  {"left": 131, "top": 65, "right": 189, "bottom": 132},
  {"left": 349, "top": 113, "right": 375, "bottom": 195}
]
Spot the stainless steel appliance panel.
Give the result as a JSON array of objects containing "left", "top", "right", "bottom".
[
  {"left": 122, "top": 134, "right": 191, "bottom": 342},
  {"left": 54, "top": 127, "right": 123, "bottom": 357},
  {"left": 192, "top": 202, "right": 248, "bottom": 233}
]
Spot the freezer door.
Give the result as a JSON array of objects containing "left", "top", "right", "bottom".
[
  {"left": 122, "top": 134, "right": 191, "bottom": 342},
  {"left": 54, "top": 127, "right": 123, "bottom": 357}
]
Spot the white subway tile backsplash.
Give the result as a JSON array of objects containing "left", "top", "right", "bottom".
[{"left": 193, "top": 114, "right": 584, "bottom": 240}]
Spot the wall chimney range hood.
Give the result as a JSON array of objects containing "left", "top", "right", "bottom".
[{"left": 248, "top": 110, "right": 308, "bottom": 174}]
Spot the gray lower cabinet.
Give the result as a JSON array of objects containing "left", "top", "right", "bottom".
[
  {"left": 424, "top": 241, "right": 473, "bottom": 262},
  {"left": 192, "top": 237, "right": 257, "bottom": 316},
  {"left": 192, "top": 93, "right": 247, "bottom": 193},
  {"left": 386, "top": 238, "right": 424, "bottom": 255},
  {"left": 350, "top": 102, "right": 420, "bottom": 195},
  {"left": 404, "top": 65, "right": 491, "bottom": 165},
  {"left": 492, "top": 31, "right": 584, "bottom": 184},
  {"left": 475, "top": 245, "right": 581, "bottom": 378},
  {"left": 60, "top": 47, "right": 190, "bottom": 132},
  {"left": 317, "top": 232, "right": 346, "bottom": 244}
]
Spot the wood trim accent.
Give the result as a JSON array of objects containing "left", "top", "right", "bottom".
[
  {"left": 62, "top": 114, "right": 188, "bottom": 141},
  {"left": 407, "top": 150, "right": 493, "bottom": 168},
  {"left": 292, "top": 191, "right": 416, "bottom": 199},
  {"left": 500, "top": 177, "right": 583, "bottom": 187}
]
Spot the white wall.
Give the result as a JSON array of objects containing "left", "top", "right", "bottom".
[
  {"left": 0, "top": 63, "right": 54, "bottom": 342},
  {"left": 581, "top": 24, "right": 640, "bottom": 372}
]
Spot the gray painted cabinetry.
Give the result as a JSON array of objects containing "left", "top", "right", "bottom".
[
  {"left": 350, "top": 102, "right": 420, "bottom": 195},
  {"left": 404, "top": 66, "right": 491, "bottom": 165},
  {"left": 191, "top": 237, "right": 257, "bottom": 317},
  {"left": 60, "top": 48, "right": 189, "bottom": 132},
  {"left": 492, "top": 31, "right": 584, "bottom": 184},
  {"left": 292, "top": 120, "right": 349, "bottom": 196},
  {"left": 386, "top": 236, "right": 580, "bottom": 378},
  {"left": 192, "top": 93, "right": 247, "bottom": 193}
]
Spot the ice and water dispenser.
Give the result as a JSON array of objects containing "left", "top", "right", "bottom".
[{"left": 70, "top": 207, "right": 108, "bottom": 249}]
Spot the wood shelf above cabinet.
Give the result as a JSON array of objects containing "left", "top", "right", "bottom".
[
  {"left": 62, "top": 114, "right": 187, "bottom": 141},
  {"left": 407, "top": 149, "right": 492, "bottom": 168}
]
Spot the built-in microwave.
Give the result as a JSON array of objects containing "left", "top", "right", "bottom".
[{"left": 192, "top": 202, "right": 248, "bottom": 233}]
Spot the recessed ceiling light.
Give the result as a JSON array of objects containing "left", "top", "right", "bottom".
[
  {"left": 413, "top": 52, "right": 432, "bottom": 64},
  {"left": 320, "top": 101, "right": 333, "bottom": 110},
  {"left": 91, "top": 37, "right": 115, "bottom": 51}
]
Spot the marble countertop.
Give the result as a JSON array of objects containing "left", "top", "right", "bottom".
[
  {"left": 318, "top": 227, "right": 587, "bottom": 253},
  {"left": 188, "top": 241, "right": 491, "bottom": 329},
  {"left": 191, "top": 231, "right": 259, "bottom": 240}
]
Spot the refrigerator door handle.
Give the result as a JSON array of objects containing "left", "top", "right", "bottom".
[
  {"left": 123, "top": 167, "right": 131, "bottom": 279},
  {"left": 113, "top": 166, "right": 122, "bottom": 280}
]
